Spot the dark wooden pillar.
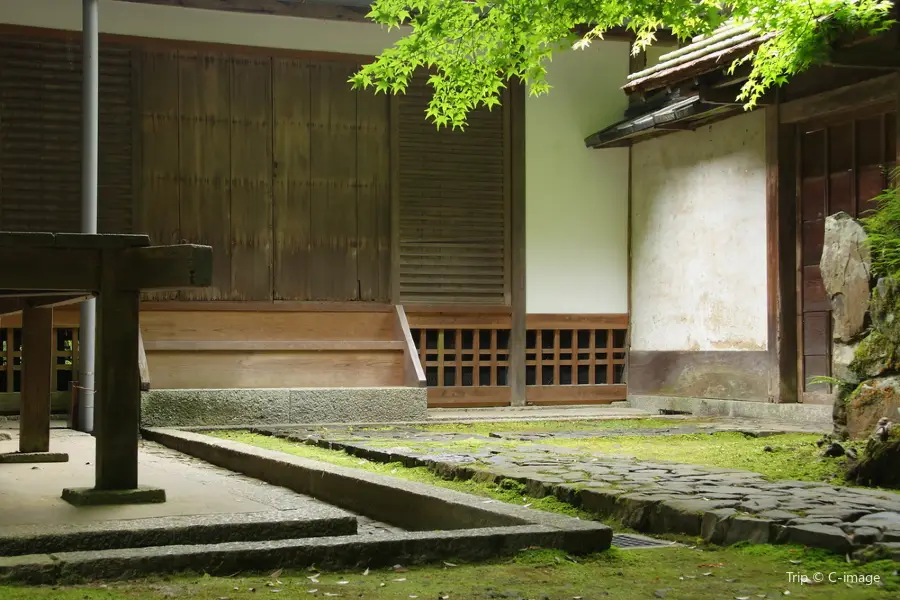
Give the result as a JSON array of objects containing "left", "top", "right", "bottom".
[
  {"left": 94, "top": 252, "right": 141, "bottom": 490},
  {"left": 19, "top": 306, "right": 53, "bottom": 453}
]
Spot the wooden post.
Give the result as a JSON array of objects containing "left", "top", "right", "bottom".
[
  {"left": 94, "top": 253, "right": 141, "bottom": 490},
  {"left": 509, "top": 78, "right": 527, "bottom": 406},
  {"left": 19, "top": 306, "right": 53, "bottom": 454}
]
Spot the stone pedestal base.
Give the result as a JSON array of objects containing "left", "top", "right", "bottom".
[
  {"left": 0, "top": 452, "right": 69, "bottom": 464},
  {"left": 61, "top": 486, "right": 166, "bottom": 506}
]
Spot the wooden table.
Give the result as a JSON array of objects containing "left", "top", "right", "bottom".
[{"left": 0, "top": 232, "right": 211, "bottom": 502}]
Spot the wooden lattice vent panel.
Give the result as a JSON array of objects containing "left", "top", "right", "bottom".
[
  {"left": 524, "top": 316, "right": 628, "bottom": 406},
  {"left": 407, "top": 312, "right": 628, "bottom": 407},
  {"left": 0, "top": 327, "right": 79, "bottom": 414}
]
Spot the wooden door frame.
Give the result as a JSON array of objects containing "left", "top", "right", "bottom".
[{"left": 768, "top": 73, "right": 900, "bottom": 404}]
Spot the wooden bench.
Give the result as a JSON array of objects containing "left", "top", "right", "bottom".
[{"left": 0, "top": 232, "right": 211, "bottom": 504}]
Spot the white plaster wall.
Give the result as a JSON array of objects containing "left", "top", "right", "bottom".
[
  {"left": 525, "top": 44, "right": 630, "bottom": 314},
  {"left": 0, "top": 0, "right": 402, "bottom": 54},
  {"left": 630, "top": 110, "right": 768, "bottom": 352}
]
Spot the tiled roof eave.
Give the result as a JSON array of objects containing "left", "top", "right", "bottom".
[{"left": 624, "top": 31, "right": 776, "bottom": 94}]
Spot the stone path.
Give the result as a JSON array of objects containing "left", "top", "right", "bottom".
[{"left": 250, "top": 423, "right": 900, "bottom": 560}]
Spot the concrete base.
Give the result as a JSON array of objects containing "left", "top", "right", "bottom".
[
  {"left": 61, "top": 486, "right": 167, "bottom": 507},
  {"left": 0, "top": 451, "right": 69, "bottom": 464},
  {"left": 141, "top": 387, "right": 428, "bottom": 427},
  {"left": 627, "top": 395, "right": 832, "bottom": 427}
]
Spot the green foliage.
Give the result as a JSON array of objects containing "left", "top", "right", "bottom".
[
  {"left": 809, "top": 374, "right": 857, "bottom": 396},
  {"left": 861, "top": 167, "right": 900, "bottom": 279},
  {"left": 350, "top": 0, "right": 895, "bottom": 128}
]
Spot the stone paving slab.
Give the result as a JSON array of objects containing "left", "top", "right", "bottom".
[{"left": 252, "top": 425, "right": 900, "bottom": 560}]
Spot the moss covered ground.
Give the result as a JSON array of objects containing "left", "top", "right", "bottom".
[{"left": 0, "top": 545, "right": 896, "bottom": 599}]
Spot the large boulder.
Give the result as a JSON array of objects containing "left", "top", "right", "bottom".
[
  {"left": 821, "top": 212, "right": 872, "bottom": 342},
  {"left": 870, "top": 277, "right": 900, "bottom": 343},
  {"left": 849, "top": 330, "right": 895, "bottom": 380},
  {"left": 843, "top": 376, "right": 900, "bottom": 439}
]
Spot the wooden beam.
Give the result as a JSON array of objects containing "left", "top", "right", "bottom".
[
  {"left": 0, "top": 294, "right": 92, "bottom": 316},
  {"left": 0, "top": 247, "right": 102, "bottom": 291},
  {"left": 138, "top": 329, "right": 151, "bottom": 392},
  {"left": 826, "top": 42, "right": 900, "bottom": 70},
  {"left": 394, "top": 305, "right": 427, "bottom": 388},
  {"left": 699, "top": 86, "right": 775, "bottom": 106},
  {"left": 116, "top": 0, "right": 371, "bottom": 23},
  {"left": 780, "top": 73, "right": 899, "bottom": 124},
  {"left": 509, "top": 79, "right": 527, "bottom": 407},
  {"left": 121, "top": 244, "right": 214, "bottom": 291},
  {"left": 94, "top": 253, "right": 142, "bottom": 491},
  {"left": 389, "top": 94, "right": 401, "bottom": 305},
  {"left": 19, "top": 307, "right": 53, "bottom": 453}
]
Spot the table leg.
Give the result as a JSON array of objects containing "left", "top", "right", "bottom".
[
  {"left": 20, "top": 306, "right": 53, "bottom": 454},
  {"left": 94, "top": 286, "right": 141, "bottom": 490}
]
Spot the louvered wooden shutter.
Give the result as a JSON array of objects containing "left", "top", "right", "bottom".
[
  {"left": 0, "top": 33, "right": 133, "bottom": 234},
  {"left": 397, "top": 73, "right": 509, "bottom": 305}
]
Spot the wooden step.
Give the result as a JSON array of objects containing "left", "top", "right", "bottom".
[{"left": 143, "top": 340, "right": 405, "bottom": 352}]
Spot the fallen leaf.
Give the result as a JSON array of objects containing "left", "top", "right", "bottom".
[
  {"left": 307, "top": 591, "right": 317, "bottom": 594},
  {"left": 409, "top": 596, "right": 418, "bottom": 599},
  {"left": 702, "top": 572, "right": 713, "bottom": 577},
  {"left": 307, "top": 575, "right": 321, "bottom": 581},
  {"left": 363, "top": 568, "right": 370, "bottom": 576},
  {"left": 393, "top": 565, "right": 408, "bottom": 572},
  {"left": 783, "top": 592, "right": 791, "bottom": 596},
  {"left": 324, "top": 594, "right": 342, "bottom": 598},
  {"left": 379, "top": 583, "right": 386, "bottom": 587},
  {"left": 336, "top": 581, "right": 349, "bottom": 585},
  {"left": 736, "top": 597, "right": 750, "bottom": 600},
  {"left": 523, "top": 503, "right": 532, "bottom": 508},
  {"left": 443, "top": 562, "right": 457, "bottom": 568},
  {"left": 566, "top": 555, "right": 579, "bottom": 564},
  {"left": 697, "top": 563, "right": 724, "bottom": 568},
  {"left": 393, "top": 578, "right": 407, "bottom": 582},
  {"left": 270, "top": 569, "right": 283, "bottom": 579},
  {"left": 270, "top": 591, "right": 280, "bottom": 594},
  {"left": 482, "top": 500, "right": 494, "bottom": 504},
  {"left": 789, "top": 560, "right": 802, "bottom": 565}
]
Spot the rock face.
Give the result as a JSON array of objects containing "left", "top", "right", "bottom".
[
  {"left": 842, "top": 377, "right": 900, "bottom": 440},
  {"left": 821, "top": 212, "right": 872, "bottom": 343}
]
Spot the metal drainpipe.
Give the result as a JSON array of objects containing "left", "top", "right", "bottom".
[{"left": 78, "top": 0, "right": 99, "bottom": 433}]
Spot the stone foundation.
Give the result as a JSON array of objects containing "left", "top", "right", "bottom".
[
  {"left": 141, "top": 387, "right": 428, "bottom": 427},
  {"left": 627, "top": 395, "right": 832, "bottom": 427}
]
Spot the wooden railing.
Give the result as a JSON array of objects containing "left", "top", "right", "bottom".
[{"left": 0, "top": 326, "right": 79, "bottom": 413}]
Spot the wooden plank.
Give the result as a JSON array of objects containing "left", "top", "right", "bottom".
[
  {"left": 178, "top": 50, "right": 232, "bottom": 300},
  {"left": 147, "top": 349, "right": 404, "bottom": 389},
  {"left": 780, "top": 73, "right": 899, "bottom": 124},
  {"left": 394, "top": 305, "right": 427, "bottom": 387},
  {"left": 526, "top": 384, "right": 627, "bottom": 405},
  {"left": 230, "top": 55, "right": 274, "bottom": 301},
  {"left": 0, "top": 247, "right": 101, "bottom": 291},
  {"left": 116, "top": 0, "right": 372, "bottom": 23},
  {"left": 139, "top": 309, "right": 397, "bottom": 341},
  {"left": 94, "top": 251, "right": 141, "bottom": 490},
  {"left": 426, "top": 386, "right": 511, "bottom": 408},
  {"left": 143, "top": 340, "right": 405, "bottom": 351},
  {"left": 309, "top": 61, "right": 359, "bottom": 300},
  {"left": 138, "top": 329, "right": 150, "bottom": 392},
  {"left": 526, "top": 314, "right": 629, "bottom": 329},
  {"left": 357, "top": 86, "right": 391, "bottom": 301},
  {"left": 121, "top": 244, "right": 213, "bottom": 290},
  {"left": 273, "top": 58, "right": 312, "bottom": 301},
  {"left": 140, "top": 301, "right": 394, "bottom": 312},
  {"left": 509, "top": 79, "right": 527, "bottom": 405},
  {"left": 0, "top": 295, "right": 90, "bottom": 317},
  {"left": 389, "top": 94, "right": 401, "bottom": 304},
  {"left": 18, "top": 306, "right": 53, "bottom": 453},
  {"left": 136, "top": 50, "right": 181, "bottom": 301}
]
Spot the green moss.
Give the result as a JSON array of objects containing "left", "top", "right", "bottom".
[
  {"left": 861, "top": 167, "right": 900, "bottom": 279},
  {"left": 850, "top": 330, "right": 896, "bottom": 380},
  {"left": 1, "top": 545, "right": 896, "bottom": 599},
  {"left": 363, "top": 417, "right": 702, "bottom": 436}
]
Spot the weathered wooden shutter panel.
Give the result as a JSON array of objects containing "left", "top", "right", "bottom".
[
  {"left": 397, "top": 73, "right": 508, "bottom": 305},
  {"left": 0, "top": 35, "right": 133, "bottom": 233}
]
